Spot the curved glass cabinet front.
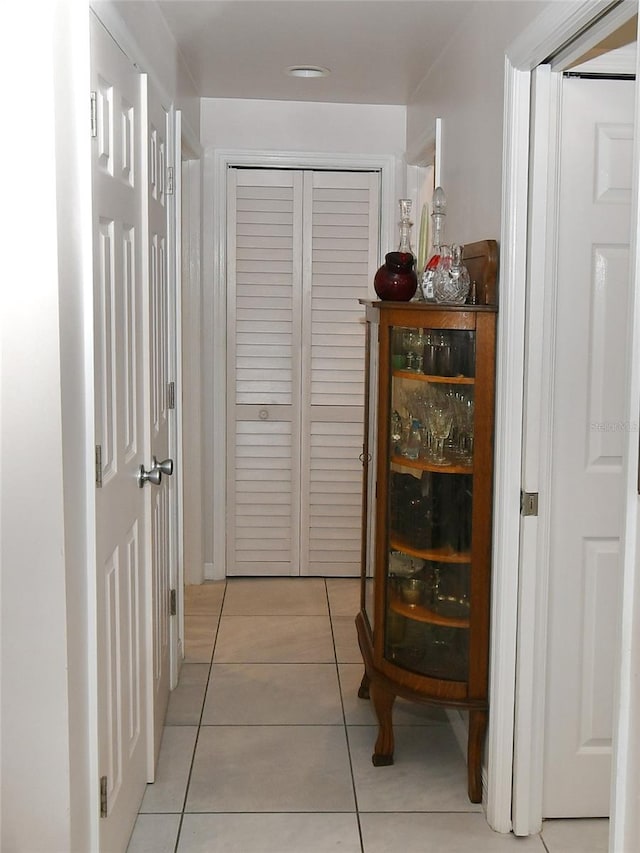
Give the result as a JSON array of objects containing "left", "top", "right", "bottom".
[{"left": 384, "top": 326, "right": 476, "bottom": 682}]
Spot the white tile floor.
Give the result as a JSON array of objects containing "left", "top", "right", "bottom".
[{"left": 127, "top": 578, "right": 609, "bottom": 852}]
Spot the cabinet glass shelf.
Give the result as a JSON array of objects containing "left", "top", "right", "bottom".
[
  {"left": 393, "top": 370, "right": 476, "bottom": 386},
  {"left": 391, "top": 455, "right": 473, "bottom": 476}
]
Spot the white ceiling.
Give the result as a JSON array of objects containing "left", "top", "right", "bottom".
[{"left": 153, "top": 0, "right": 481, "bottom": 105}]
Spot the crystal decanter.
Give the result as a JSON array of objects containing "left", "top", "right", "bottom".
[
  {"left": 433, "top": 243, "right": 470, "bottom": 305},
  {"left": 420, "top": 186, "right": 447, "bottom": 302}
]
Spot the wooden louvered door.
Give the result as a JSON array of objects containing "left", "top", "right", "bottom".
[{"left": 227, "top": 167, "right": 380, "bottom": 577}]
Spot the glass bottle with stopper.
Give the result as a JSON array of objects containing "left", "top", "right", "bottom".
[
  {"left": 397, "top": 198, "right": 414, "bottom": 255},
  {"left": 420, "top": 186, "right": 447, "bottom": 302}
]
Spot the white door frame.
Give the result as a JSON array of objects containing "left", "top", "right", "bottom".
[
  {"left": 178, "top": 138, "right": 205, "bottom": 591},
  {"left": 511, "top": 62, "right": 561, "bottom": 835},
  {"left": 172, "top": 110, "right": 205, "bottom": 665},
  {"left": 492, "top": 0, "right": 640, "bottom": 843},
  {"left": 206, "top": 149, "right": 400, "bottom": 579}
]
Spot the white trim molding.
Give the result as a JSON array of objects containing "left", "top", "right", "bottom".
[
  {"left": 205, "top": 148, "right": 400, "bottom": 579},
  {"left": 485, "top": 56, "right": 532, "bottom": 835},
  {"left": 511, "top": 64, "right": 562, "bottom": 837},
  {"left": 507, "top": 0, "right": 633, "bottom": 70}
]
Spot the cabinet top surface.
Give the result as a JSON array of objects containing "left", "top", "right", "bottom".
[{"left": 359, "top": 300, "right": 498, "bottom": 314}]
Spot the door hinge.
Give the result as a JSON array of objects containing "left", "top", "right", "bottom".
[
  {"left": 170, "top": 588, "right": 177, "bottom": 616},
  {"left": 166, "top": 166, "right": 174, "bottom": 195},
  {"left": 100, "top": 775, "right": 108, "bottom": 818},
  {"left": 520, "top": 490, "right": 539, "bottom": 517},
  {"left": 95, "top": 445, "right": 103, "bottom": 488},
  {"left": 167, "top": 380, "right": 176, "bottom": 410},
  {"left": 90, "top": 91, "right": 97, "bottom": 138}
]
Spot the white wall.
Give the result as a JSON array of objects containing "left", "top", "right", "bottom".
[
  {"left": 200, "top": 97, "right": 406, "bottom": 574},
  {"left": 201, "top": 97, "right": 406, "bottom": 156},
  {"left": 1, "top": 3, "right": 93, "bottom": 850},
  {"left": 406, "top": 1, "right": 544, "bottom": 245}
]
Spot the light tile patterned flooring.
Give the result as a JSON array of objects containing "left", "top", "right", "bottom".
[{"left": 127, "top": 578, "right": 608, "bottom": 852}]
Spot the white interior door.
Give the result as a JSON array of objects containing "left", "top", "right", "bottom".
[
  {"left": 91, "top": 16, "right": 148, "bottom": 850},
  {"left": 543, "top": 76, "right": 634, "bottom": 817},
  {"left": 299, "top": 171, "right": 380, "bottom": 577},
  {"left": 227, "top": 168, "right": 304, "bottom": 576},
  {"left": 226, "top": 168, "right": 379, "bottom": 577},
  {"left": 145, "top": 82, "right": 173, "bottom": 765}
]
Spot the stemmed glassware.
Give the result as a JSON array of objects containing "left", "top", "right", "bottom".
[
  {"left": 427, "top": 396, "right": 454, "bottom": 465},
  {"left": 392, "top": 373, "right": 473, "bottom": 467},
  {"left": 459, "top": 397, "right": 475, "bottom": 463}
]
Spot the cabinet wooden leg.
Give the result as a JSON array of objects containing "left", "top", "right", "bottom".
[
  {"left": 467, "top": 708, "right": 488, "bottom": 803},
  {"left": 358, "top": 670, "right": 370, "bottom": 700},
  {"left": 370, "top": 679, "right": 395, "bottom": 766}
]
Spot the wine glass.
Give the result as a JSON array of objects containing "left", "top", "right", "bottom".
[
  {"left": 427, "top": 396, "right": 454, "bottom": 465},
  {"left": 460, "top": 397, "right": 475, "bottom": 463}
]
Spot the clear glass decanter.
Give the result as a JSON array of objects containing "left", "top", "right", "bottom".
[
  {"left": 397, "top": 198, "right": 414, "bottom": 255},
  {"left": 433, "top": 244, "right": 470, "bottom": 305},
  {"left": 420, "top": 186, "right": 446, "bottom": 302}
]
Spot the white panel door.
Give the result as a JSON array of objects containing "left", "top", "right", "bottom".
[
  {"left": 226, "top": 168, "right": 379, "bottom": 577},
  {"left": 91, "top": 16, "right": 148, "bottom": 851},
  {"left": 146, "top": 83, "right": 173, "bottom": 765},
  {"left": 543, "top": 77, "right": 634, "bottom": 816}
]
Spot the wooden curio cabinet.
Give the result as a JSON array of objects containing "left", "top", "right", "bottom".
[{"left": 356, "top": 277, "right": 497, "bottom": 803}]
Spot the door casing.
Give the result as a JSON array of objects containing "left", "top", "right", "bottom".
[
  {"left": 207, "top": 149, "right": 399, "bottom": 580},
  {"left": 498, "top": 2, "right": 640, "bottom": 845}
]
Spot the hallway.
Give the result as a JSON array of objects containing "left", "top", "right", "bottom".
[{"left": 126, "top": 579, "right": 607, "bottom": 852}]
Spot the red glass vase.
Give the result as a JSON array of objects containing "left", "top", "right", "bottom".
[{"left": 374, "top": 251, "right": 418, "bottom": 301}]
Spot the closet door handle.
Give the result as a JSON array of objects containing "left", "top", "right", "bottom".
[{"left": 259, "top": 409, "right": 269, "bottom": 420}]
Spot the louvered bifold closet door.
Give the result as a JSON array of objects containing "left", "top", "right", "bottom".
[
  {"left": 227, "top": 169, "right": 303, "bottom": 575},
  {"left": 300, "top": 171, "right": 380, "bottom": 577}
]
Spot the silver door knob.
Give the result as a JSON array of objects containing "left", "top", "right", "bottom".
[
  {"left": 152, "top": 456, "right": 174, "bottom": 476},
  {"left": 137, "top": 464, "right": 162, "bottom": 488}
]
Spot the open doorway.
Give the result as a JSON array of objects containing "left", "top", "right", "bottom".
[{"left": 512, "top": 10, "right": 638, "bottom": 841}]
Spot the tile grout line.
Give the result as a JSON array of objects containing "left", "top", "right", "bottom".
[
  {"left": 325, "top": 579, "right": 367, "bottom": 853},
  {"left": 173, "top": 582, "right": 228, "bottom": 853}
]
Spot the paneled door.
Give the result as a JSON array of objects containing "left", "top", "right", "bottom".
[
  {"left": 91, "top": 15, "right": 148, "bottom": 851},
  {"left": 145, "top": 82, "right": 173, "bottom": 768},
  {"left": 226, "top": 168, "right": 380, "bottom": 576},
  {"left": 543, "top": 77, "right": 634, "bottom": 816}
]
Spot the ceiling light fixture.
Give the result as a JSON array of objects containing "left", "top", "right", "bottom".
[{"left": 286, "top": 65, "right": 330, "bottom": 78}]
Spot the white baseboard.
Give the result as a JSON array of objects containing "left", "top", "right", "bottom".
[
  {"left": 446, "top": 707, "right": 469, "bottom": 759},
  {"left": 445, "top": 707, "right": 490, "bottom": 817},
  {"left": 204, "top": 561, "right": 225, "bottom": 581}
]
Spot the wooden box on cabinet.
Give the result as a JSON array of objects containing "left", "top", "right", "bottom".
[{"left": 356, "top": 294, "right": 497, "bottom": 804}]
